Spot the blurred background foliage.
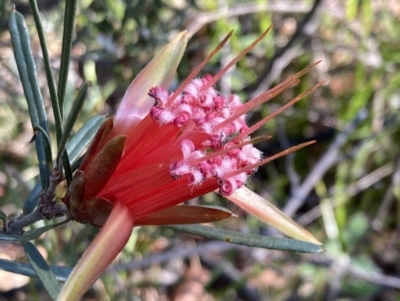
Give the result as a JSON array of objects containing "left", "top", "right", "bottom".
[{"left": 0, "top": 0, "right": 400, "bottom": 300}]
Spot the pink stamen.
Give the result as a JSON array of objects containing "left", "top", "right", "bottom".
[
  {"left": 166, "top": 31, "right": 233, "bottom": 105},
  {"left": 201, "top": 26, "right": 272, "bottom": 92},
  {"left": 235, "top": 82, "right": 324, "bottom": 141},
  {"left": 224, "top": 141, "right": 316, "bottom": 179},
  {"left": 215, "top": 61, "right": 322, "bottom": 132},
  {"left": 187, "top": 136, "right": 269, "bottom": 166},
  {"left": 218, "top": 178, "right": 238, "bottom": 196},
  {"left": 145, "top": 31, "right": 320, "bottom": 199}
]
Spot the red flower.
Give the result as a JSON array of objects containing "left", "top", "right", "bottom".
[
  {"left": 59, "top": 30, "right": 321, "bottom": 301},
  {"left": 64, "top": 30, "right": 320, "bottom": 233}
]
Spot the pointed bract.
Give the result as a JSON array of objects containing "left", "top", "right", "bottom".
[
  {"left": 114, "top": 31, "right": 188, "bottom": 134},
  {"left": 57, "top": 202, "right": 133, "bottom": 301},
  {"left": 227, "top": 187, "right": 322, "bottom": 245}
]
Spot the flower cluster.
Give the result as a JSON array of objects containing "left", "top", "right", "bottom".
[{"left": 149, "top": 75, "right": 262, "bottom": 196}]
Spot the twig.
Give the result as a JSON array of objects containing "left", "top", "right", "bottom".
[
  {"left": 248, "top": 0, "right": 326, "bottom": 99},
  {"left": 6, "top": 203, "right": 67, "bottom": 235},
  {"left": 200, "top": 256, "right": 261, "bottom": 301},
  {"left": 5, "top": 209, "right": 44, "bottom": 234},
  {"left": 186, "top": 2, "right": 311, "bottom": 38},
  {"left": 5, "top": 169, "right": 67, "bottom": 234},
  {"left": 276, "top": 118, "right": 301, "bottom": 194},
  {"left": 371, "top": 155, "right": 400, "bottom": 230},
  {"left": 283, "top": 108, "right": 368, "bottom": 217},
  {"left": 298, "top": 163, "right": 393, "bottom": 226},
  {"left": 326, "top": 1, "right": 384, "bottom": 70},
  {"left": 326, "top": 254, "right": 350, "bottom": 301},
  {"left": 349, "top": 265, "right": 400, "bottom": 289},
  {"left": 309, "top": 255, "right": 400, "bottom": 290},
  {"left": 111, "top": 241, "right": 240, "bottom": 271}
]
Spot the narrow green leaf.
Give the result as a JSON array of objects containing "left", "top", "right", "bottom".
[
  {"left": 0, "top": 218, "right": 70, "bottom": 242},
  {"left": 28, "top": 0, "right": 63, "bottom": 145},
  {"left": 57, "top": 81, "right": 91, "bottom": 166},
  {"left": 168, "top": 224, "right": 323, "bottom": 253},
  {"left": 0, "top": 258, "right": 71, "bottom": 281},
  {"left": 33, "top": 125, "right": 53, "bottom": 170},
  {"left": 23, "top": 183, "right": 42, "bottom": 215},
  {"left": 9, "top": 11, "right": 39, "bottom": 127},
  {"left": 62, "top": 152, "right": 73, "bottom": 187},
  {"left": 22, "top": 242, "right": 61, "bottom": 300},
  {"left": 66, "top": 115, "right": 105, "bottom": 165},
  {"left": 58, "top": 0, "right": 77, "bottom": 116},
  {"left": 59, "top": 81, "right": 91, "bottom": 186},
  {"left": 9, "top": 11, "right": 50, "bottom": 189},
  {"left": 9, "top": 11, "right": 48, "bottom": 128},
  {"left": 35, "top": 134, "right": 50, "bottom": 189},
  {"left": 71, "top": 155, "right": 84, "bottom": 173}
]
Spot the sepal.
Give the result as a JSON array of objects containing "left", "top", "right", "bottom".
[{"left": 135, "top": 205, "right": 232, "bottom": 226}]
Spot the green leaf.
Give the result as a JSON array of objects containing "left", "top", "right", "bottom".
[
  {"left": 22, "top": 242, "right": 61, "bottom": 300},
  {"left": 0, "top": 258, "right": 71, "bottom": 281},
  {"left": 62, "top": 152, "right": 73, "bottom": 187},
  {"left": 66, "top": 115, "right": 105, "bottom": 165},
  {"left": 168, "top": 224, "right": 323, "bottom": 253},
  {"left": 58, "top": 0, "right": 78, "bottom": 116},
  {"left": 9, "top": 11, "right": 48, "bottom": 130},
  {"left": 33, "top": 125, "right": 53, "bottom": 170},
  {"left": 59, "top": 81, "right": 91, "bottom": 186},
  {"left": 57, "top": 81, "right": 91, "bottom": 168},
  {"left": 28, "top": 0, "right": 63, "bottom": 145},
  {"left": 0, "top": 218, "right": 70, "bottom": 242},
  {"left": 9, "top": 11, "right": 50, "bottom": 189}
]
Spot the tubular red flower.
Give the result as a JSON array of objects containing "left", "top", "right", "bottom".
[
  {"left": 60, "top": 30, "right": 323, "bottom": 301},
  {"left": 63, "top": 29, "right": 321, "bottom": 239},
  {"left": 89, "top": 76, "right": 318, "bottom": 223}
]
